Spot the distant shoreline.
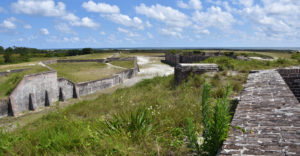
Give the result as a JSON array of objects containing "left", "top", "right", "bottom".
[{"left": 43, "top": 47, "right": 300, "bottom": 51}]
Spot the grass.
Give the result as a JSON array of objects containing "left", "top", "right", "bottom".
[
  {"left": 0, "top": 70, "right": 247, "bottom": 155},
  {"left": 0, "top": 52, "right": 296, "bottom": 155},
  {"left": 200, "top": 56, "right": 297, "bottom": 72},
  {"left": 0, "top": 66, "right": 49, "bottom": 99},
  {"left": 48, "top": 62, "right": 125, "bottom": 83},
  {"left": 110, "top": 60, "right": 135, "bottom": 69},
  {"left": 65, "top": 53, "right": 112, "bottom": 60}
]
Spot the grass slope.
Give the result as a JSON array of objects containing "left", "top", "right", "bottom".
[
  {"left": 0, "top": 71, "right": 247, "bottom": 155},
  {"left": 110, "top": 60, "right": 135, "bottom": 69}
]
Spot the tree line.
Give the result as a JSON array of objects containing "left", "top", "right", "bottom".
[{"left": 0, "top": 46, "right": 96, "bottom": 64}]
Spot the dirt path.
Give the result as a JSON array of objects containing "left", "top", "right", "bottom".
[{"left": 122, "top": 56, "right": 174, "bottom": 87}]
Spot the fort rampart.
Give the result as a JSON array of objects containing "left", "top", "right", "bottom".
[{"left": 0, "top": 57, "right": 139, "bottom": 117}]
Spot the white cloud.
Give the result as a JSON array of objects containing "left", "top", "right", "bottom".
[
  {"left": 160, "top": 27, "right": 183, "bottom": 38},
  {"left": 146, "top": 21, "right": 152, "bottom": 27},
  {"left": 192, "top": 6, "right": 235, "bottom": 29},
  {"left": 239, "top": 0, "right": 253, "bottom": 7},
  {"left": 177, "top": 0, "right": 202, "bottom": 10},
  {"left": 40, "top": 28, "right": 49, "bottom": 35},
  {"left": 136, "top": 3, "right": 191, "bottom": 28},
  {"left": 24, "top": 24, "right": 32, "bottom": 29},
  {"left": 54, "top": 23, "right": 74, "bottom": 34},
  {"left": 147, "top": 32, "right": 153, "bottom": 39},
  {"left": 12, "top": 0, "right": 66, "bottom": 16},
  {"left": 193, "top": 25, "right": 210, "bottom": 35},
  {"left": 82, "top": 0, "right": 120, "bottom": 14},
  {"left": 12, "top": 0, "right": 99, "bottom": 29},
  {"left": 0, "top": 6, "right": 6, "bottom": 13},
  {"left": 118, "top": 27, "right": 139, "bottom": 37},
  {"left": 103, "top": 13, "right": 144, "bottom": 29},
  {"left": 100, "top": 31, "right": 106, "bottom": 35},
  {"left": 47, "top": 36, "right": 80, "bottom": 43},
  {"left": 0, "top": 17, "right": 17, "bottom": 29},
  {"left": 239, "top": 0, "right": 300, "bottom": 39},
  {"left": 70, "top": 17, "right": 99, "bottom": 29}
]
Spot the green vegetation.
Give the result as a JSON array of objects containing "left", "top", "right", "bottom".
[
  {"left": 0, "top": 66, "right": 49, "bottom": 99},
  {"left": 200, "top": 83, "right": 232, "bottom": 155},
  {"left": 291, "top": 52, "right": 300, "bottom": 63},
  {"left": 110, "top": 60, "right": 135, "bottom": 69},
  {"left": 201, "top": 56, "right": 297, "bottom": 72},
  {"left": 0, "top": 73, "right": 243, "bottom": 155},
  {"left": 48, "top": 62, "right": 125, "bottom": 83},
  {"left": 235, "top": 52, "right": 273, "bottom": 59}
]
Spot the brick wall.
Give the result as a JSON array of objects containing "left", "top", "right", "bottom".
[
  {"left": 174, "top": 63, "right": 219, "bottom": 85},
  {"left": 278, "top": 68, "right": 300, "bottom": 102}
]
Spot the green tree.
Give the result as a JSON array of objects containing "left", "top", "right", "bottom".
[
  {"left": 82, "top": 48, "right": 94, "bottom": 54},
  {"left": 4, "top": 47, "right": 13, "bottom": 63},
  {"left": 0, "top": 46, "right": 4, "bottom": 54}
]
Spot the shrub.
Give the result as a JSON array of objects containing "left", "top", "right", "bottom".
[
  {"left": 211, "top": 87, "right": 226, "bottom": 99},
  {"left": 99, "top": 107, "right": 153, "bottom": 140},
  {"left": 231, "top": 81, "right": 243, "bottom": 92},
  {"left": 201, "top": 83, "right": 232, "bottom": 156},
  {"left": 185, "top": 117, "right": 201, "bottom": 154}
]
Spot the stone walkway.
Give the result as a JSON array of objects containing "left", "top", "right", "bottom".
[{"left": 220, "top": 69, "right": 300, "bottom": 155}]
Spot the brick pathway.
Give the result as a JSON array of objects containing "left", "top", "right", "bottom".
[{"left": 220, "top": 70, "right": 300, "bottom": 155}]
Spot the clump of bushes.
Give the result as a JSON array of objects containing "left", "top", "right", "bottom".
[
  {"left": 201, "top": 83, "right": 232, "bottom": 155},
  {"left": 99, "top": 107, "right": 153, "bottom": 140},
  {"left": 291, "top": 52, "right": 300, "bottom": 63}
]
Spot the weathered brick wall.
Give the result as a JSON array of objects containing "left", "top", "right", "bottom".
[
  {"left": 0, "top": 99, "right": 8, "bottom": 118},
  {"left": 58, "top": 78, "right": 78, "bottom": 101},
  {"left": 165, "top": 53, "right": 180, "bottom": 66},
  {"left": 164, "top": 52, "right": 235, "bottom": 66},
  {"left": 42, "top": 60, "right": 57, "bottom": 65},
  {"left": 77, "top": 76, "right": 119, "bottom": 96},
  {"left": 278, "top": 69, "right": 300, "bottom": 102},
  {"left": 174, "top": 63, "right": 218, "bottom": 85},
  {"left": 180, "top": 55, "right": 209, "bottom": 63},
  {"left": 57, "top": 59, "right": 106, "bottom": 63},
  {"left": 220, "top": 69, "right": 300, "bottom": 155},
  {"left": 77, "top": 68, "right": 139, "bottom": 96},
  {"left": 0, "top": 68, "right": 28, "bottom": 77},
  {"left": 9, "top": 71, "right": 58, "bottom": 116}
]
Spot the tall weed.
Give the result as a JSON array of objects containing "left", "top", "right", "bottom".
[{"left": 201, "top": 83, "right": 232, "bottom": 156}]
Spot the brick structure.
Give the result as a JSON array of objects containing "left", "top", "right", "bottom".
[
  {"left": 278, "top": 68, "right": 300, "bottom": 102},
  {"left": 174, "top": 63, "right": 218, "bottom": 85},
  {"left": 220, "top": 69, "right": 300, "bottom": 155},
  {"left": 0, "top": 57, "right": 140, "bottom": 117},
  {"left": 164, "top": 52, "right": 234, "bottom": 66}
]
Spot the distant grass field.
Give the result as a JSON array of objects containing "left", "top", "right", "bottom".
[
  {"left": 200, "top": 56, "right": 297, "bottom": 72},
  {"left": 0, "top": 66, "right": 49, "bottom": 99},
  {"left": 119, "top": 52, "right": 164, "bottom": 58},
  {"left": 110, "top": 60, "right": 135, "bottom": 69},
  {"left": 49, "top": 62, "right": 129, "bottom": 83},
  {"left": 65, "top": 53, "right": 113, "bottom": 60}
]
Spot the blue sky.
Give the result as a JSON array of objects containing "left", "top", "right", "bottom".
[{"left": 0, "top": 0, "right": 299, "bottom": 49}]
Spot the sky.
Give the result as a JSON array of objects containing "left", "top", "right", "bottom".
[{"left": 0, "top": 0, "right": 299, "bottom": 49}]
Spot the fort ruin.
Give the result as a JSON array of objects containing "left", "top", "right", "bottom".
[{"left": 0, "top": 57, "right": 139, "bottom": 117}]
